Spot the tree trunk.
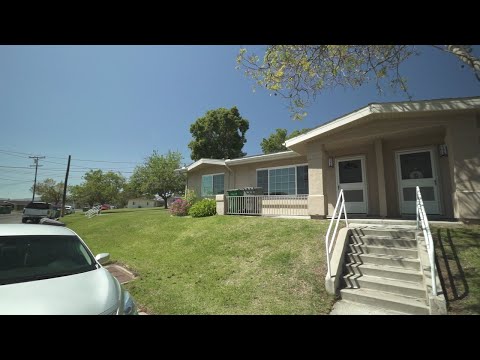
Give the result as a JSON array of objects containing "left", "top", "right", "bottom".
[{"left": 162, "top": 195, "right": 168, "bottom": 209}]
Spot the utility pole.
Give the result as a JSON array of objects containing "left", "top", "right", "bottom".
[
  {"left": 29, "top": 156, "right": 45, "bottom": 202},
  {"left": 61, "top": 155, "right": 71, "bottom": 217}
]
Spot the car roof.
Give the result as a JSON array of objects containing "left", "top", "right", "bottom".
[{"left": 0, "top": 224, "right": 77, "bottom": 236}]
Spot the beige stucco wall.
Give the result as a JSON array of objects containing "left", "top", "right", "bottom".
[
  {"left": 306, "top": 115, "right": 461, "bottom": 218},
  {"left": 186, "top": 164, "right": 231, "bottom": 198},
  {"left": 445, "top": 112, "right": 480, "bottom": 220},
  {"left": 187, "top": 109, "right": 480, "bottom": 220}
]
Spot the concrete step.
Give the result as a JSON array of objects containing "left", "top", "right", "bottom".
[
  {"left": 340, "top": 288, "right": 429, "bottom": 315},
  {"left": 349, "top": 243, "right": 418, "bottom": 258},
  {"left": 343, "top": 274, "right": 426, "bottom": 298},
  {"left": 348, "top": 220, "right": 418, "bottom": 226},
  {"left": 347, "top": 252, "right": 421, "bottom": 270},
  {"left": 345, "top": 263, "right": 424, "bottom": 282},
  {"left": 350, "top": 227, "right": 417, "bottom": 239},
  {"left": 350, "top": 235, "right": 417, "bottom": 248}
]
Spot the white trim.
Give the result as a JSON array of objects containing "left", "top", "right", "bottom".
[
  {"left": 187, "top": 159, "right": 226, "bottom": 172},
  {"left": 395, "top": 147, "right": 441, "bottom": 215},
  {"left": 286, "top": 106, "right": 373, "bottom": 148},
  {"left": 335, "top": 155, "right": 368, "bottom": 214},
  {"left": 256, "top": 162, "right": 308, "bottom": 172},
  {"left": 256, "top": 164, "right": 309, "bottom": 195},
  {"left": 182, "top": 151, "right": 302, "bottom": 172},
  {"left": 285, "top": 96, "right": 480, "bottom": 148},
  {"left": 226, "top": 151, "right": 300, "bottom": 165}
]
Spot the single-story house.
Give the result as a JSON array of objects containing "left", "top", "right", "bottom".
[
  {"left": 127, "top": 198, "right": 163, "bottom": 208},
  {"left": 0, "top": 198, "right": 41, "bottom": 211},
  {"left": 179, "top": 96, "right": 480, "bottom": 221}
]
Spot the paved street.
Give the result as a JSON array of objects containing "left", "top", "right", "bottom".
[{"left": 0, "top": 212, "right": 22, "bottom": 224}]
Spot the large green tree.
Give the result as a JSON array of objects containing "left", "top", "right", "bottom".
[
  {"left": 188, "top": 106, "right": 249, "bottom": 161},
  {"left": 30, "top": 178, "right": 65, "bottom": 205},
  {"left": 129, "top": 151, "right": 185, "bottom": 209},
  {"left": 69, "top": 170, "right": 126, "bottom": 207},
  {"left": 237, "top": 45, "right": 480, "bottom": 119},
  {"left": 261, "top": 128, "right": 311, "bottom": 154}
]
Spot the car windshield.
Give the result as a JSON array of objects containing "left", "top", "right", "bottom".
[{"left": 0, "top": 235, "right": 97, "bottom": 285}]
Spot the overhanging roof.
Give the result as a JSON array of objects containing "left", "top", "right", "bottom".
[
  {"left": 285, "top": 96, "right": 480, "bottom": 151},
  {"left": 179, "top": 151, "right": 303, "bottom": 173},
  {"left": 226, "top": 151, "right": 300, "bottom": 166},
  {"left": 185, "top": 158, "right": 226, "bottom": 172}
]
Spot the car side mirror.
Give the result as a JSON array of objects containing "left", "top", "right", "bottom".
[{"left": 95, "top": 253, "right": 110, "bottom": 265}]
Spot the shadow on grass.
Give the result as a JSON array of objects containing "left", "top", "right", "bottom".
[{"left": 435, "top": 228, "right": 480, "bottom": 314}]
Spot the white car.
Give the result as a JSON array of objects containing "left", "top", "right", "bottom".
[
  {"left": 0, "top": 224, "right": 137, "bottom": 315},
  {"left": 64, "top": 205, "right": 74, "bottom": 215}
]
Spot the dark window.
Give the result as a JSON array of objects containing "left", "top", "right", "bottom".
[
  {"left": 400, "top": 152, "right": 433, "bottom": 180},
  {"left": 296, "top": 165, "right": 309, "bottom": 195},
  {"left": 25, "top": 202, "right": 50, "bottom": 210},
  {"left": 202, "top": 174, "right": 225, "bottom": 196},
  {"left": 257, "top": 166, "right": 309, "bottom": 195},
  {"left": 257, "top": 170, "right": 268, "bottom": 195},
  {"left": 338, "top": 160, "right": 363, "bottom": 183},
  {"left": 0, "top": 235, "right": 96, "bottom": 286}
]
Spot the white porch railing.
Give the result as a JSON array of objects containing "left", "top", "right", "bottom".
[
  {"left": 85, "top": 205, "right": 101, "bottom": 219},
  {"left": 416, "top": 186, "right": 437, "bottom": 296},
  {"left": 226, "top": 195, "right": 308, "bottom": 216},
  {"left": 325, "top": 189, "right": 348, "bottom": 279}
]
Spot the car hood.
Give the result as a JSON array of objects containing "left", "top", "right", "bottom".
[{"left": 0, "top": 268, "right": 120, "bottom": 315}]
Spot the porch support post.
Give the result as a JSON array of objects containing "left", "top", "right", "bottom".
[
  {"left": 445, "top": 125, "right": 460, "bottom": 218},
  {"left": 307, "top": 143, "right": 327, "bottom": 217},
  {"left": 216, "top": 194, "right": 227, "bottom": 215},
  {"left": 374, "top": 138, "right": 388, "bottom": 217}
]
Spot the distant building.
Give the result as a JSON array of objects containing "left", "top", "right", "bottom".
[
  {"left": 127, "top": 198, "right": 163, "bottom": 208},
  {"left": 0, "top": 197, "right": 41, "bottom": 211}
]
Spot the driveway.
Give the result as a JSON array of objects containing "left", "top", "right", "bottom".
[{"left": 0, "top": 212, "right": 22, "bottom": 224}]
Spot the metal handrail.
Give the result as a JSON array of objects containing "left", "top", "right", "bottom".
[
  {"left": 416, "top": 186, "right": 437, "bottom": 296},
  {"left": 325, "top": 189, "right": 348, "bottom": 278}
]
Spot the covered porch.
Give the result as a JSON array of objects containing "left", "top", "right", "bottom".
[{"left": 286, "top": 106, "right": 470, "bottom": 220}]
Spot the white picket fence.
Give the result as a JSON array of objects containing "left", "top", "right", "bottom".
[
  {"left": 85, "top": 205, "right": 101, "bottom": 219},
  {"left": 226, "top": 195, "right": 308, "bottom": 216}
]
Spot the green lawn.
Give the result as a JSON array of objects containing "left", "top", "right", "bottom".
[
  {"left": 433, "top": 225, "right": 480, "bottom": 315},
  {"left": 63, "top": 209, "right": 335, "bottom": 314}
]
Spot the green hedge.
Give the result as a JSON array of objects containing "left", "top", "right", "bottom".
[{"left": 188, "top": 198, "right": 216, "bottom": 218}]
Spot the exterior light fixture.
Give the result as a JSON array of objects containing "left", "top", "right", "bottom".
[
  {"left": 439, "top": 144, "right": 448, "bottom": 157},
  {"left": 328, "top": 157, "right": 334, "bottom": 167}
]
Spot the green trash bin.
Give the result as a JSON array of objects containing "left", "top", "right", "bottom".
[
  {"left": 227, "top": 189, "right": 244, "bottom": 197},
  {"left": 0, "top": 206, "right": 11, "bottom": 214}
]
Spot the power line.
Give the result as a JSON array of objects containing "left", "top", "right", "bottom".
[
  {"left": 0, "top": 148, "right": 139, "bottom": 164},
  {"left": 71, "top": 158, "right": 138, "bottom": 164}
]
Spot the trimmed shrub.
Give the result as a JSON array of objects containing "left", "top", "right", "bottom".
[
  {"left": 188, "top": 198, "right": 216, "bottom": 218},
  {"left": 170, "top": 198, "right": 190, "bottom": 216},
  {"left": 184, "top": 189, "right": 198, "bottom": 207}
]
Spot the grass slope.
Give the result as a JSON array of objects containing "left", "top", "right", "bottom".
[{"left": 64, "top": 209, "right": 335, "bottom": 314}]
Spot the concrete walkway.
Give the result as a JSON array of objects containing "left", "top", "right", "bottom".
[{"left": 330, "top": 300, "right": 407, "bottom": 315}]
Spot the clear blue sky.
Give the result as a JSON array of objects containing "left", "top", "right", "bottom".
[{"left": 0, "top": 45, "right": 479, "bottom": 199}]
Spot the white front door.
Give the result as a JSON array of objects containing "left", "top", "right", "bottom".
[
  {"left": 396, "top": 149, "right": 441, "bottom": 215},
  {"left": 336, "top": 157, "right": 367, "bottom": 214}
]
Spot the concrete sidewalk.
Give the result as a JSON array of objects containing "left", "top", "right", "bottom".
[{"left": 330, "top": 300, "right": 407, "bottom": 315}]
